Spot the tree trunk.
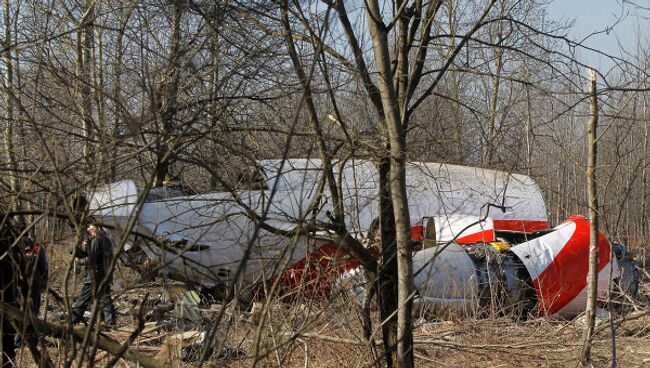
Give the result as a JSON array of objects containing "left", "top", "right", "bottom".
[
  {"left": 208, "top": 25, "right": 220, "bottom": 190},
  {"left": 378, "top": 156, "right": 398, "bottom": 368},
  {"left": 78, "top": 0, "right": 95, "bottom": 170},
  {"left": 484, "top": 2, "right": 506, "bottom": 167},
  {"left": 109, "top": 6, "right": 132, "bottom": 181},
  {"left": 485, "top": 49, "right": 502, "bottom": 166},
  {"left": 525, "top": 77, "right": 533, "bottom": 177},
  {"left": 155, "top": 2, "right": 182, "bottom": 187},
  {"left": 365, "top": 2, "right": 414, "bottom": 364},
  {"left": 94, "top": 23, "right": 107, "bottom": 176},
  {"left": 641, "top": 93, "right": 648, "bottom": 236},
  {"left": 581, "top": 68, "right": 599, "bottom": 366},
  {"left": 2, "top": 0, "right": 20, "bottom": 214}
]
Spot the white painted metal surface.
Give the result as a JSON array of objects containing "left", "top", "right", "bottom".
[
  {"left": 413, "top": 243, "right": 480, "bottom": 314},
  {"left": 88, "top": 158, "right": 548, "bottom": 287}
]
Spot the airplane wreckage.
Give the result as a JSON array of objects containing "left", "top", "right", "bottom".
[{"left": 89, "top": 159, "right": 640, "bottom": 318}]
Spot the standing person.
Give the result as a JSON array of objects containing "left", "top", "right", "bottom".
[
  {"left": 15, "top": 237, "right": 49, "bottom": 348},
  {"left": 0, "top": 214, "right": 20, "bottom": 367},
  {"left": 20, "top": 238, "right": 48, "bottom": 316},
  {"left": 70, "top": 223, "right": 116, "bottom": 326}
]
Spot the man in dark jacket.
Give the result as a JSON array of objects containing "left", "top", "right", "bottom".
[
  {"left": 70, "top": 223, "right": 116, "bottom": 326},
  {"left": 0, "top": 214, "right": 20, "bottom": 367},
  {"left": 21, "top": 238, "right": 48, "bottom": 316},
  {"left": 14, "top": 237, "right": 49, "bottom": 348}
]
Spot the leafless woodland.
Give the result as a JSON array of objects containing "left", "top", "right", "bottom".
[{"left": 1, "top": 0, "right": 650, "bottom": 367}]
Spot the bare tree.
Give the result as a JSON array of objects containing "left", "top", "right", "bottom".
[
  {"left": 580, "top": 68, "right": 599, "bottom": 366},
  {"left": 76, "top": 0, "right": 96, "bottom": 171},
  {"left": 2, "top": 0, "right": 20, "bottom": 214},
  {"left": 1, "top": 1, "right": 649, "bottom": 367},
  {"left": 153, "top": 1, "right": 183, "bottom": 187}
]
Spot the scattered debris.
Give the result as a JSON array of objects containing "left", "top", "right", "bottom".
[
  {"left": 156, "top": 330, "right": 203, "bottom": 361},
  {"left": 173, "top": 290, "right": 202, "bottom": 325},
  {"left": 179, "top": 330, "right": 245, "bottom": 363}
]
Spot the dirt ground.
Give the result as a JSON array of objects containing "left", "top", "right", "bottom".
[{"left": 12, "top": 237, "right": 650, "bottom": 367}]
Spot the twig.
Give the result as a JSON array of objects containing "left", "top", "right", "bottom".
[
  {"left": 286, "top": 331, "right": 559, "bottom": 352},
  {"left": 0, "top": 302, "right": 170, "bottom": 368},
  {"left": 414, "top": 353, "right": 450, "bottom": 367},
  {"left": 595, "top": 311, "right": 650, "bottom": 335},
  {"left": 106, "top": 295, "right": 150, "bottom": 367}
]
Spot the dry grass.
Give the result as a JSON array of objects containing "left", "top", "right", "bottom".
[{"left": 11, "top": 238, "right": 650, "bottom": 367}]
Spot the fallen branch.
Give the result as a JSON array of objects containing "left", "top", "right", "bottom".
[
  {"left": 414, "top": 353, "right": 450, "bottom": 367},
  {"left": 415, "top": 339, "right": 558, "bottom": 350},
  {"left": 0, "top": 303, "right": 170, "bottom": 368},
  {"left": 289, "top": 332, "right": 558, "bottom": 351},
  {"left": 594, "top": 310, "right": 650, "bottom": 335},
  {"left": 290, "top": 331, "right": 562, "bottom": 361},
  {"left": 296, "top": 332, "right": 378, "bottom": 346},
  {"left": 106, "top": 295, "right": 149, "bottom": 368}
]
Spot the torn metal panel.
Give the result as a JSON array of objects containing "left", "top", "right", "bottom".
[
  {"left": 410, "top": 216, "right": 624, "bottom": 317},
  {"left": 510, "top": 215, "right": 620, "bottom": 316},
  {"left": 411, "top": 215, "right": 496, "bottom": 244}
]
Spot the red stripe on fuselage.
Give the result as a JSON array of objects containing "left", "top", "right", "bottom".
[
  {"left": 493, "top": 220, "right": 548, "bottom": 232},
  {"left": 278, "top": 219, "right": 544, "bottom": 300},
  {"left": 533, "top": 216, "right": 611, "bottom": 315},
  {"left": 411, "top": 225, "right": 424, "bottom": 240},
  {"left": 411, "top": 225, "right": 495, "bottom": 244},
  {"left": 278, "top": 242, "right": 368, "bottom": 300},
  {"left": 456, "top": 229, "right": 495, "bottom": 244}
]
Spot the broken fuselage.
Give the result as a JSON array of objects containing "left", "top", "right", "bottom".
[{"left": 89, "top": 159, "right": 624, "bottom": 317}]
